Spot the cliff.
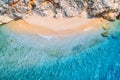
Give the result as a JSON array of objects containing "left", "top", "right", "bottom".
[{"left": 0, "top": 0, "right": 120, "bottom": 25}]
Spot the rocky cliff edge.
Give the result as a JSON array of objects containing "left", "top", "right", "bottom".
[{"left": 0, "top": 0, "right": 120, "bottom": 25}]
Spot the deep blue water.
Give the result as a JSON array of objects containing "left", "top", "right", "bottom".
[{"left": 0, "top": 21, "right": 120, "bottom": 80}]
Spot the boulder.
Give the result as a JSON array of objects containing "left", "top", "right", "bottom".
[
  {"left": 101, "top": 32, "right": 109, "bottom": 37},
  {"left": 102, "top": 25, "right": 110, "bottom": 30},
  {"left": 87, "top": 0, "right": 120, "bottom": 19},
  {"left": 0, "top": 15, "right": 13, "bottom": 25},
  {"left": 111, "top": 34, "right": 118, "bottom": 39}
]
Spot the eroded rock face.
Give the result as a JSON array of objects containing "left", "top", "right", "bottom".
[
  {"left": 88, "top": 0, "right": 120, "bottom": 18},
  {"left": 0, "top": 0, "right": 120, "bottom": 25}
]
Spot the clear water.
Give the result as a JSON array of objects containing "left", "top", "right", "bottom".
[{"left": 0, "top": 21, "right": 120, "bottom": 80}]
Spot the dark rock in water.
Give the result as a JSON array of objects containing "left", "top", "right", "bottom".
[
  {"left": 72, "top": 44, "right": 82, "bottom": 53},
  {"left": 111, "top": 34, "right": 118, "bottom": 39},
  {"left": 101, "top": 32, "right": 109, "bottom": 37},
  {"left": 10, "top": 39, "right": 14, "bottom": 43}
]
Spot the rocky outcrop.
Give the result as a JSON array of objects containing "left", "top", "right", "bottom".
[
  {"left": 87, "top": 0, "right": 120, "bottom": 20},
  {"left": 0, "top": 0, "right": 120, "bottom": 25},
  {"left": 0, "top": 15, "right": 13, "bottom": 25}
]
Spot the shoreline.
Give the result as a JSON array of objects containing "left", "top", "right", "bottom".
[{"left": 5, "top": 14, "right": 108, "bottom": 37}]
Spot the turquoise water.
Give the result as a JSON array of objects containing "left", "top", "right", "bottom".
[{"left": 0, "top": 21, "right": 120, "bottom": 80}]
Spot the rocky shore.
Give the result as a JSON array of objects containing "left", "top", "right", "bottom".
[{"left": 0, "top": 0, "right": 120, "bottom": 25}]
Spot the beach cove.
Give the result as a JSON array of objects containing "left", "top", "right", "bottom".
[
  {"left": 6, "top": 13, "right": 108, "bottom": 37},
  {"left": 0, "top": 0, "right": 120, "bottom": 79}
]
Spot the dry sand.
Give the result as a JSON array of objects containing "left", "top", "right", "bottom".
[{"left": 6, "top": 13, "right": 108, "bottom": 37}]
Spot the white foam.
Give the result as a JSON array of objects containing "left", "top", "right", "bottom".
[
  {"left": 83, "top": 27, "right": 92, "bottom": 31},
  {"left": 37, "top": 33, "right": 53, "bottom": 40}
]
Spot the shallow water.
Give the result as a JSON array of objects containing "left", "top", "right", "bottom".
[{"left": 0, "top": 21, "right": 120, "bottom": 80}]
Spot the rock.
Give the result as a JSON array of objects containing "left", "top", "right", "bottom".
[
  {"left": 13, "top": 13, "right": 22, "bottom": 18},
  {"left": 116, "top": 13, "right": 120, "bottom": 19},
  {"left": 0, "top": 0, "right": 120, "bottom": 25},
  {"left": 103, "top": 12, "right": 117, "bottom": 21},
  {"left": 2, "top": 4, "right": 9, "bottom": 9},
  {"left": 0, "top": 15, "right": 13, "bottom": 24},
  {"left": 102, "top": 25, "right": 110, "bottom": 30},
  {"left": 24, "top": 0, "right": 30, "bottom": 4},
  {"left": 54, "top": 9, "right": 63, "bottom": 18},
  {"left": 0, "top": 7, "right": 7, "bottom": 14},
  {"left": 53, "top": 0, "right": 59, "bottom": 3},
  {"left": 0, "top": 21, "right": 2, "bottom": 25},
  {"left": 63, "top": 7, "right": 79, "bottom": 17},
  {"left": 59, "top": 0, "right": 84, "bottom": 17},
  {"left": 87, "top": 0, "right": 120, "bottom": 19},
  {"left": 101, "top": 32, "right": 109, "bottom": 37},
  {"left": 0, "top": 1, "right": 5, "bottom": 6},
  {"left": 111, "top": 34, "right": 118, "bottom": 39}
]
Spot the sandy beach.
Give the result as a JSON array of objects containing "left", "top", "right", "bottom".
[{"left": 6, "top": 13, "right": 108, "bottom": 37}]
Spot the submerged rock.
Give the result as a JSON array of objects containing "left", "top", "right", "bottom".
[
  {"left": 101, "top": 32, "right": 109, "bottom": 37},
  {"left": 111, "top": 34, "right": 118, "bottom": 39},
  {"left": 102, "top": 25, "right": 110, "bottom": 30}
]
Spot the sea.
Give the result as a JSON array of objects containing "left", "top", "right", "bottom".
[{"left": 0, "top": 20, "right": 120, "bottom": 80}]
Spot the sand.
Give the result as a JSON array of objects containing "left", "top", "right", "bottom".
[{"left": 6, "top": 13, "right": 108, "bottom": 37}]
